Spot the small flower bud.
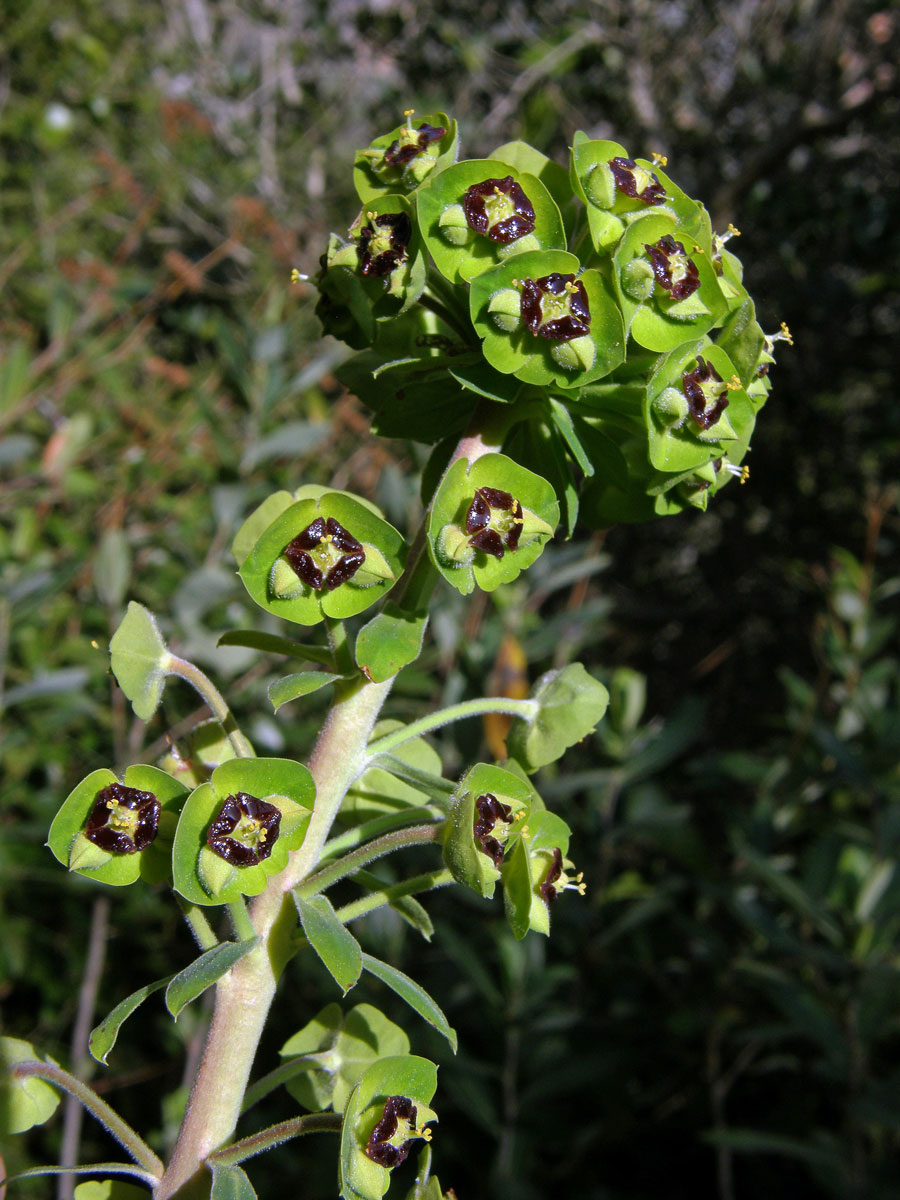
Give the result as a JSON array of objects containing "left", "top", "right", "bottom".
[
  {"left": 438, "top": 203, "right": 472, "bottom": 246},
  {"left": 550, "top": 334, "right": 596, "bottom": 373},
  {"left": 488, "top": 287, "right": 523, "bottom": 332},
  {"left": 652, "top": 387, "right": 690, "bottom": 429},
  {"left": 581, "top": 161, "right": 616, "bottom": 209},
  {"left": 621, "top": 257, "right": 656, "bottom": 301}
]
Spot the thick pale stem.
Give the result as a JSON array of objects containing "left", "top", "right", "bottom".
[{"left": 156, "top": 674, "right": 392, "bottom": 1199}]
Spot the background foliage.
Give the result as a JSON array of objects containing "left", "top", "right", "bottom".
[{"left": 1, "top": 1, "right": 898, "bottom": 1197}]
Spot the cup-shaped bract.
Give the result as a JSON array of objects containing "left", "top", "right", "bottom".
[
  {"left": 442, "top": 763, "right": 535, "bottom": 899},
  {"left": 417, "top": 158, "right": 566, "bottom": 285},
  {"left": 354, "top": 112, "right": 458, "bottom": 203},
  {"left": 427, "top": 454, "right": 558, "bottom": 595},
  {"left": 238, "top": 490, "right": 407, "bottom": 626},
  {"left": 172, "top": 758, "right": 314, "bottom": 905},
  {"left": 316, "top": 195, "right": 426, "bottom": 348},
  {"left": 469, "top": 249, "right": 625, "bottom": 389},
  {"left": 613, "top": 212, "right": 728, "bottom": 353},
  {"left": 280, "top": 1002, "right": 410, "bottom": 1115},
  {"left": 340, "top": 1055, "right": 438, "bottom": 1200},
  {"left": 500, "top": 809, "right": 580, "bottom": 939},
  {"left": 48, "top": 765, "right": 189, "bottom": 887},
  {"left": 644, "top": 341, "right": 753, "bottom": 475}
]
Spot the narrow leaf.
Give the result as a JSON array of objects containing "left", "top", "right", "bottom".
[
  {"left": 268, "top": 672, "right": 344, "bottom": 713},
  {"left": 296, "top": 895, "right": 363, "bottom": 994},
  {"left": 217, "top": 630, "right": 334, "bottom": 668},
  {"left": 548, "top": 396, "right": 594, "bottom": 476},
  {"left": 89, "top": 975, "right": 174, "bottom": 1065},
  {"left": 165, "top": 939, "right": 259, "bottom": 1019},
  {"left": 361, "top": 953, "right": 457, "bottom": 1052},
  {"left": 353, "top": 870, "right": 433, "bottom": 941}
]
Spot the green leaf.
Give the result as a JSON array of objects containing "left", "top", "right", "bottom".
[
  {"left": 361, "top": 954, "right": 457, "bottom": 1052},
  {"left": 94, "top": 529, "right": 131, "bottom": 610},
  {"left": 74, "top": 1183, "right": 151, "bottom": 1200},
  {"left": 217, "top": 629, "right": 335, "bottom": 668},
  {"left": 268, "top": 672, "right": 344, "bottom": 713},
  {"left": 296, "top": 895, "right": 363, "bottom": 994},
  {"left": 109, "top": 602, "right": 169, "bottom": 721},
  {"left": 281, "top": 1002, "right": 410, "bottom": 1115},
  {"left": 547, "top": 397, "right": 594, "bottom": 477},
  {"left": 165, "top": 939, "right": 259, "bottom": 1019},
  {"left": 0, "top": 1037, "right": 61, "bottom": 1134},
  {"left": 355, "top": 604, "right": 427, "bottom": 683},
  {"left": 211, "top": 1164, "right": 258, "bottom": 1200},
  {"left": 507, "top": 662, "right": 609, "bottom": 771},
  {"left": 89, "top": 974, "right": 174, "bottom": 1064},
  {"left": 353, "top": 870, "right": 434, "bottom": 941}
]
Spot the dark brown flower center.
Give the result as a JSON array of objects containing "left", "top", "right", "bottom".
[
  {"left": 539, "top": 846, "right": 564, "bottom": 905},
  {"left": 682, "top": 356, "right": 729, "bottom": 429},
  {"left": 463, "top": 175, "right": 536, "bottom": 244},
  {"left": 85, "top": 782, "right": 160, "bottom": 855},
  {"left": 358, "top": 212, "right": 411, "bottom": 278},
  {"left": 283, "top": 517, "right": 366, "bottom": 590},
  {"left": 520, "top": 273, "right": 591, "bottom": 341},
  {"left": 383, "top": 122, "right": 445, "bottom": 168},
  {"left": 365, "top": 1095, "right": 419, "bottom": 1169},
  {"left": 609, "top": 156, "right": 666, "bottom": 205},
  {"left": 464, "top": 486, "right": 524, "bottom": 559},
  {"left": 207, "top": 792, "right": 281, "bottom": 866},
  {"left": 473, "top": 792, "right": 514, "bottom": 866},
  {"left": 644, "top": 234, "right": 700, "bottom": 300}
]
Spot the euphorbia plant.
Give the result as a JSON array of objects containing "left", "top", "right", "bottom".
[{"left": 1, "top": 112, "right": 788, "bottom": 1199}]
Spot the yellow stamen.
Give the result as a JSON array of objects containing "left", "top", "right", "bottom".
[
  {"left": 565, "top": 279, "right": 578, "bottom": 293},
  {"left": 651, "top": 152, "right": 668, "bottom": 167},
  {"left": 727, "top": 223, "right": 741, "bottom": 237},
  {"left": 727, "top": 375, "right": 742, "bottom": 391},
  {"left": 290, "top": 268, "right": 301, "bottom": 284},
  {"left": 740, "top": 465, "right": 750, "bottom": 484},
  {"left": 91, "top": 639, "right": 99, "bottom": 649},
  {"left": 780, "top": 321, "right": 794, "bottom": 345},
  {"left": 403, "top": 108, "right": 415, "bottom": 117}
]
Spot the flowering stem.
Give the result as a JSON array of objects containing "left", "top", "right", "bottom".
[
  {"left": 364, "top": 696, "right": 539, "bottom": 762},
  {"left": 295, "top": 823, "right": 443, "bottom": 899},
  {"left": 227, "top": 899, "right": 256, "bottom": 943},
  {"left": 207, "top": 1113, "right": 342, "bottom": 1168},
  {"left": 177, "top": 897, "right": 219, "bottom": 951},
  {"left": 240, "top": 1053, "right": 333, "bottom": 1114},
  {"left": 335, "top": 868, "right": 455, "bottom": 925},
  {"left": 10, "top": 1062, "right": 164, "bottom": 1180},
  {"left": 165, "top": 654, "right": 255, "bottom": 759},
  {"left": 321, "top": 807, "right": 443, "bottom": 860}
]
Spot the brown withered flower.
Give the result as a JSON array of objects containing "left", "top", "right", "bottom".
[
  {"left": 473, "top": 792, "right": 514, "bottom": 867},
  {"left": 520, "top": 273, "right": 591, "bottom": 341},
  {"left": 644, "top": 234, "right": 700, "bottom": 301},
  {"left": 357, "top": 212, "right": 412, "bottom": 277},
  {"left": 85, "top": 782, "right": 160, "bottom": 855},
  {"left": 465, "top": 487, "right": 524, "bottom": 559},
  {"left": 283, "top": 517, "right": 366, "bottom": 590},
  {"left": 463, "top": 176, "right": 536, "bottom": 245},
  {"left": 609, "top": 156, "right": 667, "bottom": 205},
  {"left": 682, "top": 356, "right": 730, "bottom": 430},
  {"left": 383, "top": 122, "right": 446, "bottom": 168},
  {"left": 207, "top": 792, "right": 281, "bottom": 867}
]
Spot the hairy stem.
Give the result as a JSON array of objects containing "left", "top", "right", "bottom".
[
  {"left": 364, "top": 696, "right": 538, "bottom": 762},
  {"left": 208, "top": 1113, "right": 342, "bottom": 1168},
  {"left": 166, "top": 655, "right": 255, "bottom": 760},
  {"left": 11, "top": 1062, "right": 164, "bottom": 1180},
  {"left": 336, "top": 868, "right": 455, "bottom": 925},
  {"left": 296, "top": 823, "right": 442, "bottom": 899}
]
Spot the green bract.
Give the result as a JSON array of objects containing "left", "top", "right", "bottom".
[
  {"left": 354, "top": 112, "right": 458, "bottom": 203},
  {"left": 469, "top": 249, "right": 625, "bottom": 388},
  {"left": 341, "top": 721, "right": 443, "bottom": 823},
  {"left": 442, "top": 763, "right": 536, "bottom": 898},
  {"left": 501, "top": 809, "right": 577, "bottom": 939},
  {"left": 47, "top": 765, "right": 189, "bottom": 887},
  {"left": 237, "top": 490, "right": 407, "bottom": 626},
  {"left": 417, "top": 158, "right": 566, "bottom": 285},
  {"left": 171, "top": 758, "right": 314, "bottom": 905},
  {"left": 279, "top": 1002, "right": 410, "bottom": 1115},
  {"left": 613, "top": 211, "right": 727, "bottom": 352},
  {"left": 0, "top": 1037, "right": 61, "bottom": 1134},
  {"left": 427, "top": 453, "right": 558, "bottom": 595},
  {"left": 340, "top": 1055, "right": 438, "bottom": 1200},
  {"left": 506, "top": 662, "right": 610, "bottom": 771},
  {"left": 315, "top": 194, "right": 426, "bottom": 348}
]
